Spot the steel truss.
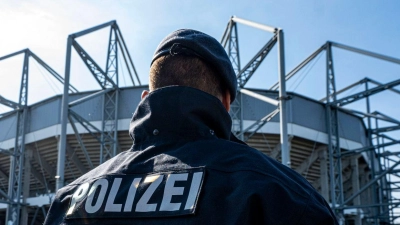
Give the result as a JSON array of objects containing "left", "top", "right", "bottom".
[
  {"left": 221, "top": 16, "right": 290, "bottom": 166},
  {"left": 282, "top": 41, "right": 400, "bottom": 224},
  {"left": 221, "top": 17, "right": 400, "bottom": 224},
  {"left": 0, "top": 49, "right": 77, "bottom": 225},
  {"left": 0, "top": 17, "right": 399, "bottom": 225},
  {"left": 0, "top": 21, "right": 140, "bottom": 224},
  {"left": 56, "top": 20, "right": 141, "bottom": 191}
]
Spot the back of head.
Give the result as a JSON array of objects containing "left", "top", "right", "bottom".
[
  {"left": 150, "top": 29, "right": 237, "bottom": 102},
  {"left": 150, "top": 55, "right": 223, "bottom": 99}
]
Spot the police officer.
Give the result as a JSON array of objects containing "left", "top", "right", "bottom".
[{"left": 44, "top": 29, "right": 338, "bottom": 224}]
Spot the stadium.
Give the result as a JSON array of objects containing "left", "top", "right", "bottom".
[{"left": 0, "top": 17, "right": 399, "bottom": 225}]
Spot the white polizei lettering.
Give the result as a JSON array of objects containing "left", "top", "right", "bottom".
[
  {"left": 184, "top": 172, "right": 203, "bottom": 210},
  {"left": 104, "top": 178, "right": 123, "bottom": 212},
  {"left": 135, "top": 175, "right": 164, "bottom": 212},
  {"left": 67, "top": 182, "right": 90, "bottom": 215},
  {"left": 123, "top": 178, "right": 142, "bottom": 212},
  {"left": 160, "top": 173, "right": 188, "bottom": 211},
  {"left": 85, "top": 179, "right": 109, "bottom": 213}
]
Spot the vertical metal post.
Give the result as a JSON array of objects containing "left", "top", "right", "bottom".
[
  {"left": 56, "top": 36, "right": 73, "bottom": 190},
  {"left": 386, "top": 142, "right": 394, "bottom": 223},
  {"left": 277, "top": 30, "right": 289, "bottom": 167},
  {"left": 351, "top": 156, "right": 362, "bottom": 225},
  {"left": 325, "top": 42, "right": 344, "bottom": 223},
  {"left": 112, "top": 27, "right": 119, "bottom": 157},
  {"left": 100, "top": 25, "right": 119, "bottom": 163},
  {"left": 366, "top": 82, "right": 379, "bottom": 224},
  {"left": 7, "top": 50, "right": 29, "bottom": 225},
  {"left": 226, "top": 21, "right": 243, "bottom": 139},
  {"left": 113, "top": 90, "right": 119, "bottom": 157}
]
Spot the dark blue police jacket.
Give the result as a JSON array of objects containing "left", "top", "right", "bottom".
[{"left": 44, "top": 86, "right": 338, "bottom": 225}]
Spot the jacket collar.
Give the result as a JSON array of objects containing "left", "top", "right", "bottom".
[{"left": 129, "top": 86, "right": 233, "bottom": 150}]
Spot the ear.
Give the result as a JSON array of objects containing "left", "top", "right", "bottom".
[
  {"left": 141, "top": 90, "right": 150, "bottom": 99},
  {"left": 221, "top": 89, "right": 231, "bottom": 112}
]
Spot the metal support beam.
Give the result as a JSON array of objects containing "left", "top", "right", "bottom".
[
  {"left": 220, "top": 18, "right": 233, "bottom": 48},
  {"left": 68, "top": 115, "right": 94, "bottom": 169},
  {"left": 241, "top": 108, "right": 280, "bottom": 141},
  {"left": 236, "top": 35, "right": 277, "bottom": 87},
  {"left": 0, "top": 110, "right": 18, "bottom": 119},
  {"left": 0, "top": 49, "right": 77, "bottom": 95},
  {"left": 65, "top": 143, "right": 88, "bottom": 174},
  {"left": 324, "top": 42, "right": 344, "bottom": 221},
  {"left": 372, "top": 111, "right": 400, "bottom": 125},
  {"left": 342, "top": 165, "right": 353, "bottom": 190},
  {"left": 29, "top": 164, "right": 51, "bottom": 190},
  {"left": 277, "top": 30, "right": 289, "bottom": 167},
  {"left": 7, "top": 50, "right": 29, "bottom": 225},
  {"left": 231, "top": 16, "right": 278, "bottom": 34},
  {"left": 29, "top": 51, "right": 78, "bottom": 93},
  {"left": 379, "top": 151, "right": 400, "bottom": 157},
  {"left": 0, "top": 168, "right": 9, "bottom": 181},
  {"left": 0, "top": 49, "right": 26, "bottom": 61},
  {"left": 336, "top": 78, "right": 400, "bottom": 106},
  {"left": 0, "top": 148, "right": 15, "bottom": 156},
  {"left": 313, "top": 159, "right": 350, "bottom": 190},
  {"left": 295, "top": 147, "right": 324, "bottom": 175},
  {"left": 377, "top": 133, "right": 398, "bottom": 142},
  {"left": 371, "top": 125, "right": 400, "bottom": 134},
  {"left": 69, "top": 109, "right": 102, "bottom": 142},
  {"left": 239, "top": 89, "right": 279, "bottom": 106},
  {"left": 330, "top": 41, "right": 400, "bottom": 65},
  {"left": 367, "top": 78, "right": 400, "bottom": 95},
  {"left": 100, "top": 89, "right": 119, "bottom": 163},
  {"left": 320, "top": 78, "right": 366, "bottom": 102},
  {"left": 269, "top": 136, "right": 293, "bottom": 160},
  {"left": 56, "top": 36, "right": 72, "bottom": 191},
  {"left": 365, "top": 81, "right": 380, "bottom": 224},
  {"left": 270, "top": 44, "right": 325, "bottom": 91},
  {"left": 32, "top": 148, "right": 56, "bottom": 179},
  {"left": 66, "top": 22, "right": 136, "bottom": 167},
  {"left": 115, "top": 24, "right": 141, "bottom": 86},
  {"left": 224, "top": 21, "right": 242, "bottom": 138},
  {"left": 269, "top": 143, "right": 281, "bottom": 160},
  {"left": 71, "top": 20, "right": 116, "bottom": 39},
  {"left": 0, "top": 95, "right": 20, "bottom": 109},
  {"left": 321, "top": 77, "right": 400, "bottom": 103},
  {"left": 345, "top": 109, "right": 400, "bottom": 125},
  {"left": 341, "top": 139, "right": 400, "bottom": 157},
  {"left": 30, "top": 207, "right": 40, "bottom": 225},
  {"left": 72, "top": 40, "right": 116, "bottom": 89},
  {"left": 69, "top": 88, "right": 113, "bottom": 107},
  {"left": 0, "top": 187, "right": 11, "bottom": 202},
  {"left": 100, "top": 26, "right": 120, "bottom": 163}
]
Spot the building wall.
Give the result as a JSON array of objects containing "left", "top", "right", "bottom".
[
  {"left": 240, "top": 89, "right": 368, "bottom": 146},
  {"left": 0, "top": 86, "right": 368, "bottom": 148}
]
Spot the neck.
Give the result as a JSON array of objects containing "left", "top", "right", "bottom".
[{"left": 129, "top": 86, "right": 233, "bottom": 149}]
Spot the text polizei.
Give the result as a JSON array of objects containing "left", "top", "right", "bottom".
[{"left": 66, "top": 168, "right": 204, "bottom": 219}]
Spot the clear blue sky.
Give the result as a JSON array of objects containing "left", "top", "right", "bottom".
[{"left": 0, "top": 0, "right": 399, "bottom": 125}]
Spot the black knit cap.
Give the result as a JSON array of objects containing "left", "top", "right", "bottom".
[{"left": 151, "top": 29, "right": 237, "bottom": 102}]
